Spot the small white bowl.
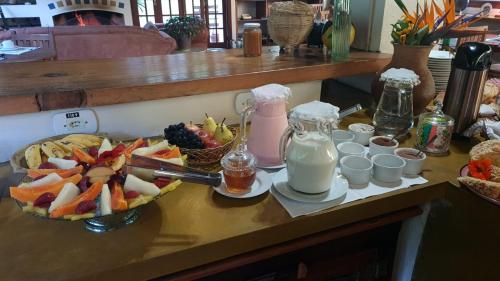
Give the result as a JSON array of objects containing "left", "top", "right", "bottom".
[
  {"left": 337, "top": 141, "right": 365, "bottom": 161},
  {"left": 348, "top": 123, "right": 375, "bottom": 146},
  {"left": 340, "top": 155, "right": 372, "bottom": 185},
  {"left": 372, "top": 154, "right": 406, "bottom": 183},
  {"left": 394, "top": 148, "right": 427, "bottom": 175},
  {"left": 369, "top": 136, "right": 399, "bottom": 157},
  {"left": 332, "top": 130, "right": 355, "bottom": 146}
]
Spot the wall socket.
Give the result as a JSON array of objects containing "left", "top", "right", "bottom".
[
  {"left": 234, "top": 92, "right": 252, "bottom": 115},
  {"left": 53, "top": 109, "right": 98, "bottom": 135}
]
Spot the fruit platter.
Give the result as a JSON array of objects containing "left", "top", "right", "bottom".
[{"left": 9, "top": 133, "right": 185, "bottom": 232}]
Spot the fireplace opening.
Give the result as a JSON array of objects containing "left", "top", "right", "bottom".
[{"left": 53, "top": 11, "right": 125, "bottom": 26}]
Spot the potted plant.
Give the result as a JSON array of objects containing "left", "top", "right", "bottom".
[
  {"left": 163, "top": 16, "right": 205, "bottom": 50},
  {"left": 371, "top": 0, "right": 483, "bottom": 115}
]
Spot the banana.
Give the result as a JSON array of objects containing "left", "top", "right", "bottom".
[
  {"left": 53, "top": 140, "right": 73, "bottom": 156},
  {"left": 41, "top": 141, "right": 66, "bottom": 158},
  {"left": 61, "top": 134, "right": 102, "bottom": 148},
  {"left": 25, "top": 144, "right": 42, "bottom": 169}
]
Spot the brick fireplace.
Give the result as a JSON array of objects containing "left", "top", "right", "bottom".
[{"left": 0, "top": 0, "right": 133, "bottom": 26}]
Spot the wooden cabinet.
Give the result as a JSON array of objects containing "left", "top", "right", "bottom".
[{"left": 235, "top": 0, "right": 277, "bottom": 39}]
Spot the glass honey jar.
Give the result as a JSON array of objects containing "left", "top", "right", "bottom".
[{"left": 243, "top": 23, "right": 262, "bottom": 57}]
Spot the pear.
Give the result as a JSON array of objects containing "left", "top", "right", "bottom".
[
  {"left": 203, "top": 113, "right": 217, "bottom": 136},
  {"left": 214, "top": 118, "right": 234, "bottom": 144}
]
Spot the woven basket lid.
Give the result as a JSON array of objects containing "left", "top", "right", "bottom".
[{"left": 270, "top": 0, "right": 315, "bottom": 16}]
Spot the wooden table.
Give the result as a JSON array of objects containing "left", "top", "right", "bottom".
[
  {"left": 0, "top": 48, "right": 55, "bottom": 63},
  {"left": 0, "top": 47, "right": 391, "bottom": 116},
  {"left": 0, "top": 111, "right": 472, "bottom": 281}
]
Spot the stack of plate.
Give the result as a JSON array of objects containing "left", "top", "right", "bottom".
[{"left": 428, "top": 50, "right": 454, "bottom": 92}]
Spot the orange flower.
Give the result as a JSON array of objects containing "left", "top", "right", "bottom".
[{"left": 468, "top": 159, "right": 492, "bottom": 180}]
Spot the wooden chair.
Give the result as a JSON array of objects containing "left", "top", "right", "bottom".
[
  {"left": 12, "top": 33, "right": 54, "bottom": 49},
  {"left": 444, "top": 26, "right": 489, "bottom": 51}
]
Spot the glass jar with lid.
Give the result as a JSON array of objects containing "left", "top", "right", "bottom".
[
  {"left": 372, "top": 68, "right": 420, "bottom": 138},
  {"left": 415, "top": 103, "right": 454, "bottom": 155},
  {"left": 243, "top": 23, "right": 262, "bottom": 57}
]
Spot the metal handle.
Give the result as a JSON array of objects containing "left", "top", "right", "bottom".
[
  {"left": 279, "top": 125, "right": 294, "bottom": 163},
  {"left": 153, "top": 169, "right": 222, "bottom": 186},
  {"left": 339, "top": 104, "right": 362, "bottom": 119}
]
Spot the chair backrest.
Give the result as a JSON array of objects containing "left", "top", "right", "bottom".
[
  {"left": 12, "top": 33, "right": 53, "bottom": 49},
  {"left": 454, "top": 26, "right": 488, "bottom": 48}
]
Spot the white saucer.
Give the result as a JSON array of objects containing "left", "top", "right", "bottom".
[
  {"left": 213, "top": 169, "right": 272, "bottom": 198},
  {"left": 256, "top": 162, "right": 286, "bottom": 169},
  {"left": 272, "top": 168, "right": 348, "bottom": 203}
]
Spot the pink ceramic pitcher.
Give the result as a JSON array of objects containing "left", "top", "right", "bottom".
[{"left": 246, "top": 84, "right": 290, "bottom": 167}]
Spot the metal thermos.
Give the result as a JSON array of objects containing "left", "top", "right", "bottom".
[{"left": 443, "top": 42, "right": 492, "bottom": 134}]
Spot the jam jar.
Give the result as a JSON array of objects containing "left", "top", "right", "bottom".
[{"left": 243, "top": 23, "right": 262, "bottom": 57}]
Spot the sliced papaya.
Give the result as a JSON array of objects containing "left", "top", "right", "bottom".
[
  {"left": 50, "top": 181, "right": 103, "bottom": 218},
  {"left": 152, "top": 147, "right": 181, "bottom": 159},
  {"left": 27, "top": 165, "right": 84, "bottom": 179},
  {"left": 111, "top": 182, "right": 128, "bottom": 211},
  {"left": 72, "top": 147, "right": 96, "bottom": 165},
  {"left": 10, "top": 174, "right": 82, "bottom": 203},
  {"left": 124, "top": 138, "right": 144, "bottom": 160}
]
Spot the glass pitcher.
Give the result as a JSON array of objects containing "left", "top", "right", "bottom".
[
  {"left": 279, "top": 101, "right": 339, "bottom": 194},
  {"left": 373, "top": 68, "right": 420, "bottom": 138}
]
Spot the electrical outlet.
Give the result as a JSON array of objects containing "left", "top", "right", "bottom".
[
  {"left": 53, "top": 109, "right": 98, "bottom": 135},
  {"left": 234, "top": 92, "right": 252, "bottom": 115}
]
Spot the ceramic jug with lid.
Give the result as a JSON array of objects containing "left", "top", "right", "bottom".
[
  {"left": 246, "top": 84, "right": 291, "bottom": 167},
  {"left": 279, "top": 101, "right": 340, "bottom": 194}
]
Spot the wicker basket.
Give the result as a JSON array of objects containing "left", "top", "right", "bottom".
[
  {"left": 180, "top": 126, "right": 238, "bottom": 166},
  {"left": 268, "top": 0, "right": 315, "bottom": 48}
]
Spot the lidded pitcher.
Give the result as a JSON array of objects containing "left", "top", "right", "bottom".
[
  {"left": 279, "top": 101, "right": 340, "bottom": 194},
  {"left": 247, "top": 84, "right": 291, "bottom": 167}
]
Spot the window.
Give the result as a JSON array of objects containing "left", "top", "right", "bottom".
[{"left": 131, "top": 0, "right": 231, "bottom": 47}]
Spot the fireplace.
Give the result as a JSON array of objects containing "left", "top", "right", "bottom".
[
  {"left": 53, "top": 11, "right": 125, "bottom": 26},
  {"left": 0, "top": 0, "right": 133, "bottom": 27}
]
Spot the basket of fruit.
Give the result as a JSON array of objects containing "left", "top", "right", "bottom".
[
  {"left": 9, "top": 134, "right": 184, "bottom": 232},
  {"left": 164, "top": 114, "right": 237, "bottom": 165}
]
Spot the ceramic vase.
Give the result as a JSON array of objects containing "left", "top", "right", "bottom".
[
  {"left": 371, "top": 44, "right": 435, "bottom": 115},
  {"left": 176, "top": 35, "right": 192, "bottom": 50}
]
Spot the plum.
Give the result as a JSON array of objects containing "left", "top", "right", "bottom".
[
  {"left": 75, "top": 200, "right": 97, "bottom": 214},
  {"left": 34, "top": 192, "right": 56, "bottom": 208}
]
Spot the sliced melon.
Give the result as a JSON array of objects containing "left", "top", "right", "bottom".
[
  {"left": 124, "top": 174, "right": 160, "bottom": 196},
  {"left": 48, "top": 182, "right": 80, "bottom": 213},
  {"left": 100, "top": 184, "right": 112, "bottom": 216}
]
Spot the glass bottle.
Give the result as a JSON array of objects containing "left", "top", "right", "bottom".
[
  {"left": 220, "top": 105, "right": 256, "bottom": 194},
  {"left": 415, "top": 103, "right": 454, "bottom": 155},
  {"left": 331, "top": 0, "right": 351, "bottom": 61},
  {"left": 373, "top": 68, "right": 420, "bottom": 138}
]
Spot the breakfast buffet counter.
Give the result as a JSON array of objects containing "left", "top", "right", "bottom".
[
  {"left": 0, "top": 111, "right": 473, "bottom": 281},
  {"left": 0, "top": 47, "right": 391, "bottom": 116}
]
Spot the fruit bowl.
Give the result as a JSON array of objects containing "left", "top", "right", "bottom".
[
  {"left": 180, "top": 126, "right": 238, "bottom": 166},
  {"left": 9, "top": 134, "right": 184, "bottom": 232}
]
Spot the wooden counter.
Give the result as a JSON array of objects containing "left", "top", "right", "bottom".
[
  {"left": 0, "top": 48, "right": 391, "bottom": 116},
  {"left": 0, "top": 112, "right": 472, "bottom": 281}
]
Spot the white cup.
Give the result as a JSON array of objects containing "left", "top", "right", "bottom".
[
  {"left": 332, "top": 130, "right": 355, "bottom": 146},
  {"left": 372, "top": 154, "right": 406, "bottom": 183},
  {"left": 369, "top": 136, "right": 399, "bottom": 157},
  {"left": 1, "top": 40, "right": 15, "bottom": 49},
  {"left": 340, "top": 155, "right": 372, "bottom": 185},
  {"left": 394, "top": 148, "right": 427, "bottom": 175},
  {"left": 337, "top": 141, "right": 365, "bottom": 161},
  {"left": 348, "top": 123, "right": 375, "bottom": 146}
]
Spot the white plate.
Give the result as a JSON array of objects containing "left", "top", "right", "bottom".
[
  {"left": 429, "top": 50, "right": 454, "bottom": 59},
  {"left": 213, "top": 169, "right": 272, "bottom": 198},
  {"left": 272, "top": 168, "right": 348, "bottom": 203},
  {"left": 0, "top": 46, "right": 21, "bottom": 51}
]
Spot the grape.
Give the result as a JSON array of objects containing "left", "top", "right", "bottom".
[
  {"left": 75, "top": 200, "right": 97, "bottom": 214},
  {"left": 38, "top": 162, "right": 58, "bottom": 169},
  {"left": 78, "top": 176, "right": 91, "bottom": 193},
  {"left": 34, "top": 192, "right": 56, "bottom": 208},
  {"left": 88, "top": 146, "right": 98, "bottom": 158},
  {"left": 164, "top": 123, "right": 204, "bottom": 148}
]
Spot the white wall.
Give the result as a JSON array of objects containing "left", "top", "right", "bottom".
[{"left": 0, "top": 81, "right": 321, "bottom": 163}]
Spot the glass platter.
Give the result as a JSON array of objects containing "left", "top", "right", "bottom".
[{"left": 10, "top": 133, "right": 179, "bottom": 232}]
